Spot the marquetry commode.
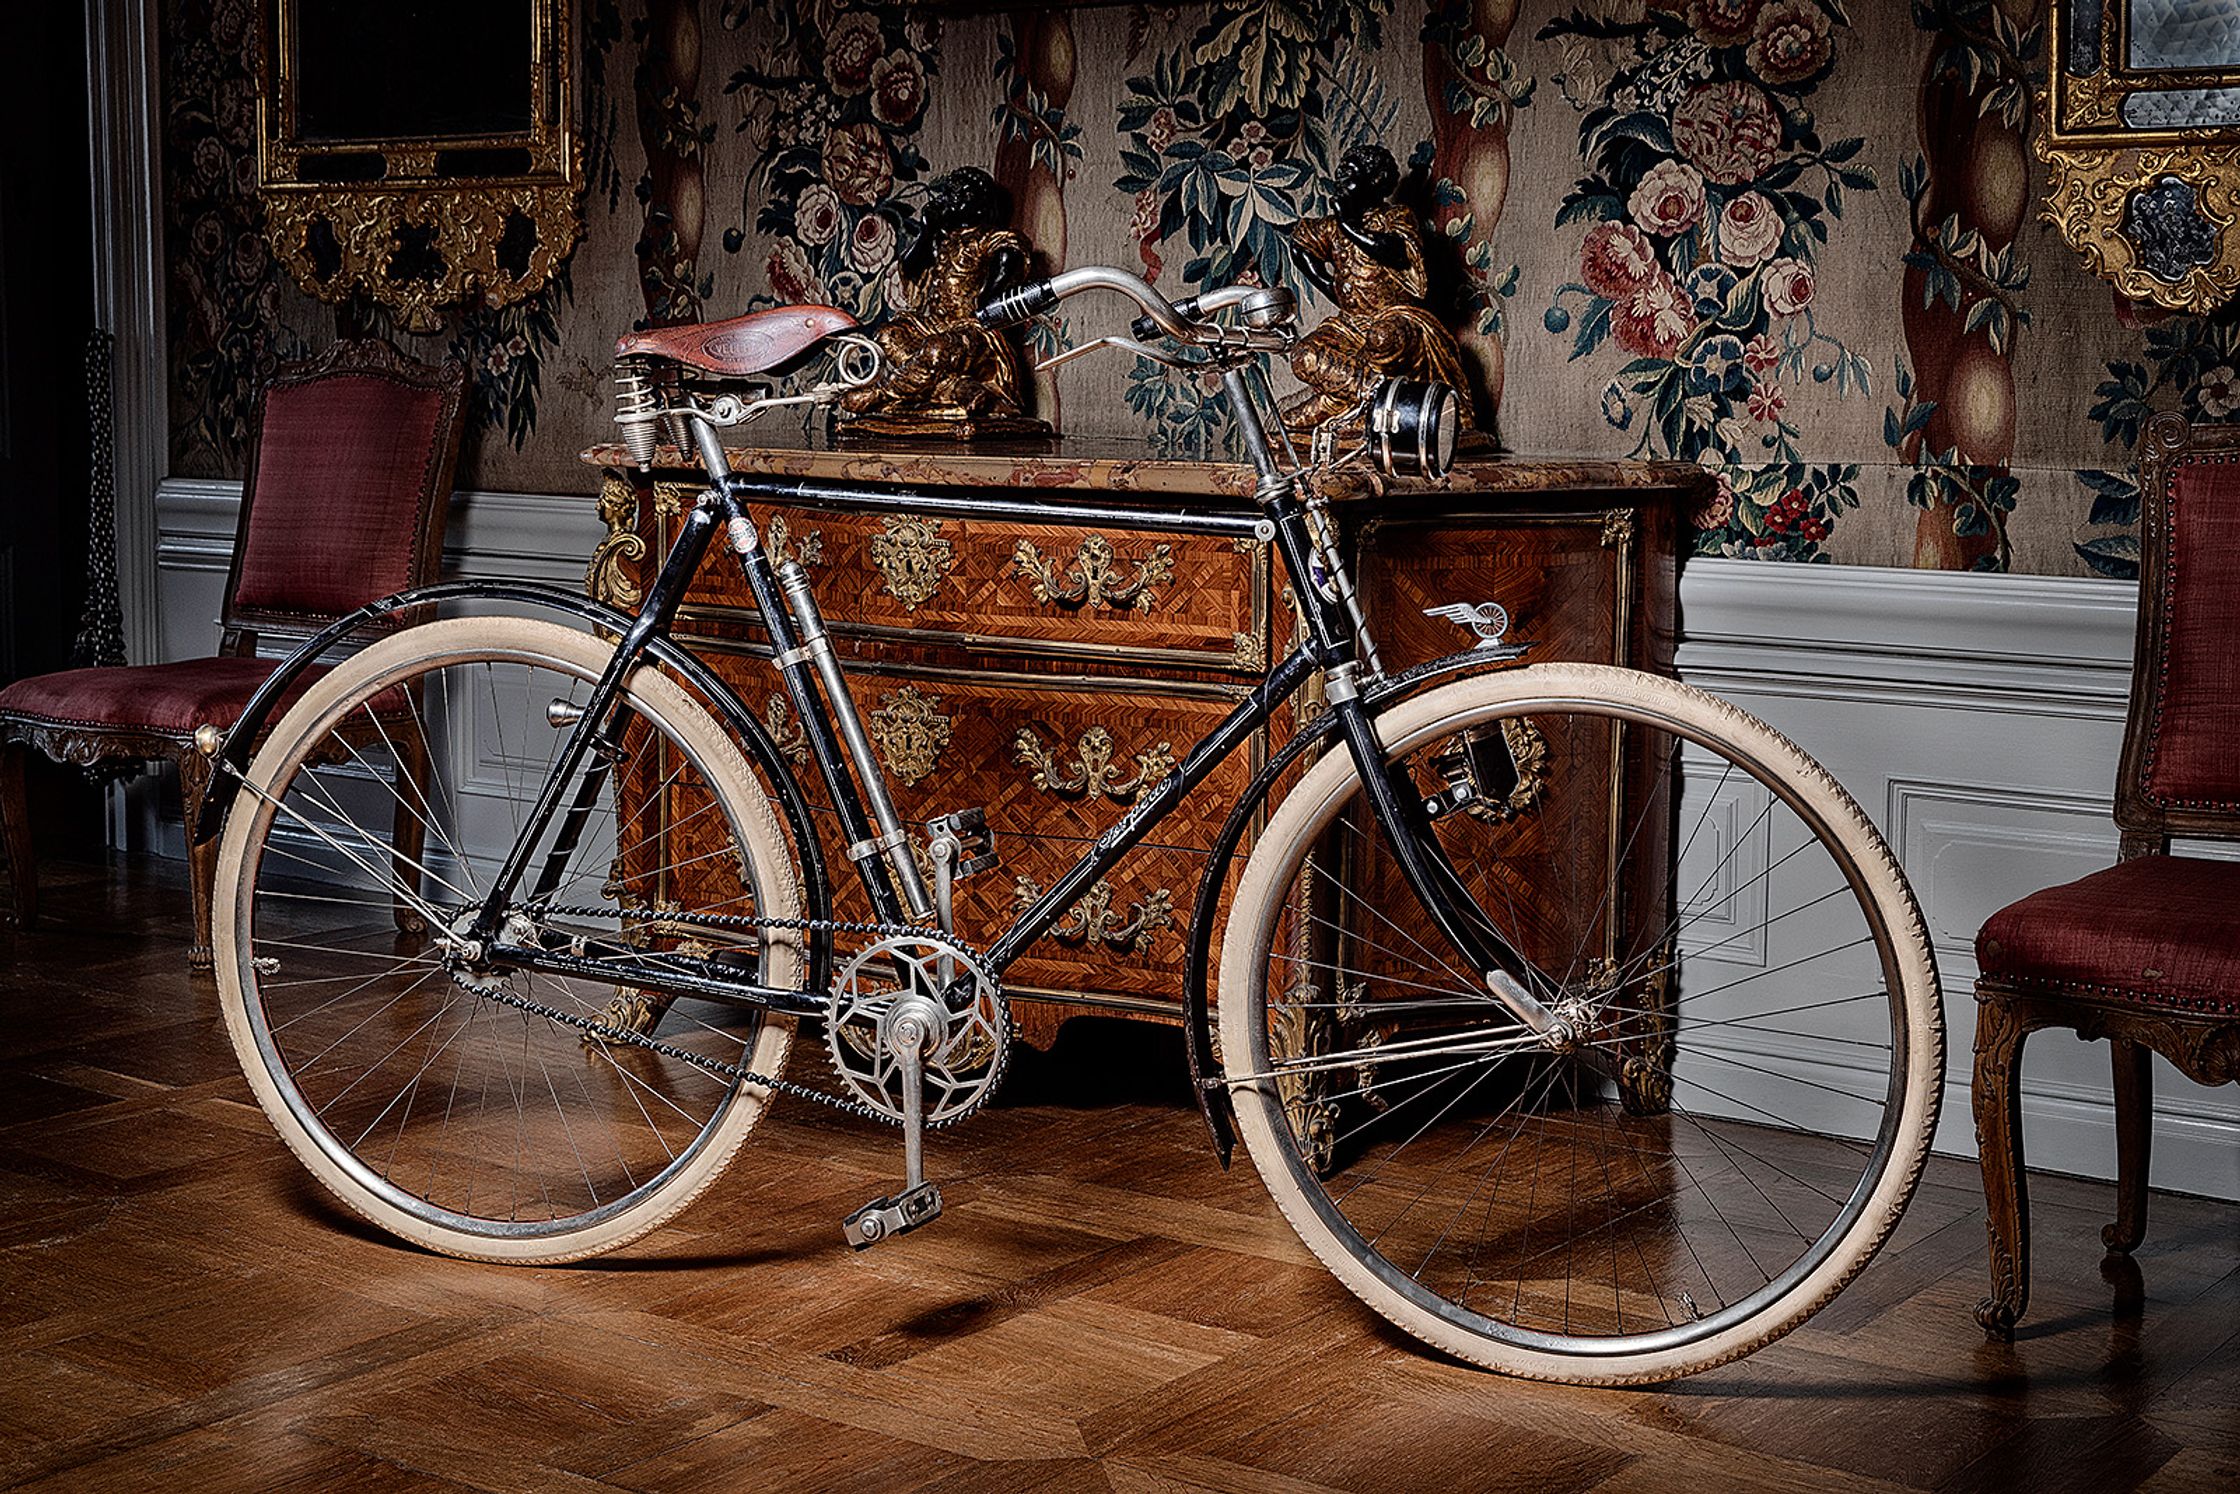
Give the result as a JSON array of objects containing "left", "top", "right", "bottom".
[{"left": 581, "top": 436, "right": 1704, "bottom": 1048}]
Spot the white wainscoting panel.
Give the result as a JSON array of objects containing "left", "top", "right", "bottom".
[
  {"left": 1680, "top": 559, "right": 2238, "bottom": 1202},
  {"left": 142, "top": 497, "right": 2240, "bottom": 1203}
]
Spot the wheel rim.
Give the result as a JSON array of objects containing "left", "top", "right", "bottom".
[
  {"left": 1233, "top": 689, "right": 1919, "bottom": 1361},
  {"left": 228, "top": 640, "right": 786, "bottom": 1242}
]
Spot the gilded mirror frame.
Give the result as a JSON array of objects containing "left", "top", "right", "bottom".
[
  {"left": 256, "top": 0, "right": 583, "bottom": 332},
  {"left": 2041, "top": 2, "right": 2240, "bottom": 312}
]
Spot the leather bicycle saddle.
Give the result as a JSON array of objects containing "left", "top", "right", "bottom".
[{"left": 614, "top": 305, "right": 857, "bottom": 376}]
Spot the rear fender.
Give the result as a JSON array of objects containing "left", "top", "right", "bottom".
[{"left": 191, "top": 580, "right": 836, "bottom": 994}]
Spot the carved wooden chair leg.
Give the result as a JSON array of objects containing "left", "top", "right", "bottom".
[
  {"left": 1972, "top": 992, "right": 2032, "bottom": 1340},
  {"left": 389, "top": 729, "right": 433, "bottom": 936},
  {"left": 179, "top": 750, "right": 218, "bottom": 973},
  {"left": 0, "top": 742, "right": 35, "bottom": 928},
  {"left": 2105, "top": 1038, "right": 2153, "bottom": 1255}
]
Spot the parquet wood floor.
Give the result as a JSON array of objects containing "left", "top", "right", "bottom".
[{"left": 1, "top": 858, "right": 2234, "bottom": 1492}]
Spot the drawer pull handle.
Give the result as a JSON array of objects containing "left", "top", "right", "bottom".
[
  {"left": 1011, "top": 725, "right": 1175, "bottom": 803},
  {"left": 866, "top": 685, "right": 952, "bottom": 786},
  {"left": 763, "top": 694, "right": 810, "bottom": 765},
  {"left": 870, "top": 514, "right": 954, "bottom": 611},
  {"left": 1011, "top": 535, "right": 1174, "bottom": 611},
  {"left": 767, "top": 514, "right": 823, "bottom": 571},
  {"left": 1013, "top": 876, "right": 1174, "bottom": 954}
]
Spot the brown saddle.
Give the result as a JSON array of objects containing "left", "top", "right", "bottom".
[{"left": 614, "top": 305, "right": 857, "bottom": 377}]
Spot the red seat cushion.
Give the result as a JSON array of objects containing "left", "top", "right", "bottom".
[
  {"left": 1976, "top": 854, "right": 2240, "bottom": 1016},
  {"left": 0, "top": 657, "right": 335, "bottom": 737}
]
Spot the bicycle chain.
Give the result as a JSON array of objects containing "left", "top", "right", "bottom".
[{"left": 444, "top": 905, "right": 994, "bottom": 1126}]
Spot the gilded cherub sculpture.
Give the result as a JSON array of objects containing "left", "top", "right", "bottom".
[
  {"left": 1281, "top": 144, "right": 1475, "bottom": 442},
  {"left": 839, "top": 167, "right": 1050, "bottom": 441}
]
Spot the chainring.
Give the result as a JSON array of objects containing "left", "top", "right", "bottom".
[{"left": 825, "top": 935, "right": 1011, "bottom": 1127}]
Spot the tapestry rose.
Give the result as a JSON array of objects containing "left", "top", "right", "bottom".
[
  {"left": 824, "top": 12, "right": 884, "bottom": 95},
  {"left": 767, "top": 240, "right": 817, "bottom": 304},
  {"left": 1762, "top": 256, "right": 1816, "bottom": 315},
  {"left": 1671, "top": 81, "right": 1783, "bottom": 186},
  {"left": 1747, "top": 383, "right": 1787, "bottom": 422},
  {"left": 1749, "top": 0, "right": 1834, "bottom": 87},
  {"left": 1743, "top": 332, "right": 1781, "bottom": 374},
  {"left": 2201, "top": 365, "right": 2240, "bottom": 418},
  {"left": 847, "top": 209, "right": 896, "bottom": 275},
  {"left": 1629, "top": 160, "right": 1707, "bottom": 237},
  {"left": 1581, "top": 222, "right": 1662, "bottom": 298},
  {"left": 869, "top": 50, "right": 926, "bottom": 129},
  {"left": 1692, "top": 470, "right": 1738, "bottom": 531},
  {"left": 794, "top": 184, "right": 843, "bottom": 246},
  {"left": 1686, "top": 0, "right": 1762, "bottom": 47},
  {"left": 1615, "top": 275, "right": 1692, "bottom": 359},
  {"left": 820, "top": 121, "right": 895, "bottom": 206},
  {"left": 1718, "top": 191, "right": 1782, "bottom": 267}
]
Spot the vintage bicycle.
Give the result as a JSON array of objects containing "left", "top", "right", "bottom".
[{"left": 195, "top": 264, "right": 1942, "bottom": 1385}]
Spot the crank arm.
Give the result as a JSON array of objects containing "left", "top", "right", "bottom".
[{"left": 840, "top": 995, "right": 945, "bottom": 1250}]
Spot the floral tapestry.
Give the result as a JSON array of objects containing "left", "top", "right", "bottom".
[
  {"left": 1539, "top": 1, "right": 1876, "bottom": 561},
  {"left": 158, "top": 0, "right": 2235, "bottom": 577}
]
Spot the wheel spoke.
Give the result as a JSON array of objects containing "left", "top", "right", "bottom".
[{"left": 1218, "top": 679, "right": 1936, "bottom": 1380}]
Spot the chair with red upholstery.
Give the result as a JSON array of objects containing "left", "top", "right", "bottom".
[
  {"left": 0, "top": 338, "right": 466, "bottom": 968},
  {"left": 1971, "top": 411, "right": 2240, "bottom": 1339}
]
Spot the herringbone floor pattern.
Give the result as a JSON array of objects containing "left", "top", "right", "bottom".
[{"left": 1, "top": 858, "right": 2234, "bottom": 1491}]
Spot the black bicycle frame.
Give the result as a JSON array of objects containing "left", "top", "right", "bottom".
[{"left": 469, "top": 371, "right": 1542, "bottom": 1027}]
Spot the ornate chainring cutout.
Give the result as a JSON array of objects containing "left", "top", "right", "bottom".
[{"left": 825, "top": 936, "right": 1011, "bottom": 1127}]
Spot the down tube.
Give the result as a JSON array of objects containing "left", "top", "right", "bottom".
[{"left": 984, "top": 648, "right": 1320, "bottom": 974}]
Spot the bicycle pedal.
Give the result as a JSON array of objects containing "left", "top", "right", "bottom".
[
  {"left": 925, "top": 808, "right": 999, "bottom": 878},
  {"left": 841, "top": 1181, "right": 942, "bottom": 1250}
]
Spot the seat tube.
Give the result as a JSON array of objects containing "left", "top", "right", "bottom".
[{"left": 705, "top": 476, "right": 923, "bottom": 927}]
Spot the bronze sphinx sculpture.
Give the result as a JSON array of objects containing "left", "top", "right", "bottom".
[
  {"left": 839, "top": 167, "right": 1049, "bottom": 441},
  {"left": 1282, "top": 144, "right": 1475, "bottom": 444}
]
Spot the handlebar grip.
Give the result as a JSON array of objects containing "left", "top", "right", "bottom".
[{"left": 976, "top": 279, "right": 1058, "bottom": 329}]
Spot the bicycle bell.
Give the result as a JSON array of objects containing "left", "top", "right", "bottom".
[
  {"left": 1239, "top": 285, "right": 1296, "bottom": 331},
  {"left": 1368, "top": 377, "right": 1460, "bottom": 482}
]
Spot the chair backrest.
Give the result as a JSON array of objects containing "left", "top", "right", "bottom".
[
  {"left": 2116, "top": 413, "right": 2240, "bottom": 849},
  {"left": 220, "top": 338, "right": 467, "bottom": 642}
]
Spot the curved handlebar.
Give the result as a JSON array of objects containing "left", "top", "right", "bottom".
[{"left": 977, "top": 265, "right": 1196, "bottom": 339}]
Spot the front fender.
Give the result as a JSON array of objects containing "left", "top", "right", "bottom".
[
  {"left": 191, "top": 580, "right": 835, "bottom": 994},
  {"left": 1180, "top": 647, "right": 1535, "bottom": 1165}
]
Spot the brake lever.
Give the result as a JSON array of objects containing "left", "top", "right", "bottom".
[{"left": 1032, "top": 332, "right": 1205, "bottom": 374}]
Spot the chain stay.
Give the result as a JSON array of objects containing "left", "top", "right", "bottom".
[{"left": 457, "top": 904, "right": 991, "bottom": 1126}]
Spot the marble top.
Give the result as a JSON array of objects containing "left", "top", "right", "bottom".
[{"left": 579, "top": 430, "right": 1705, "bottom": 502}]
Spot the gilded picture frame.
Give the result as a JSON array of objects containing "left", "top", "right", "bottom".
[
  {"left": 2041, "top": 2, "right": 2240, "bottom": 312},
  {"left": 256, "top": 0, "right": 584, "bottom": 332}
]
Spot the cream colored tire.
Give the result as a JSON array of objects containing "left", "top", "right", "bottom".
[
  {"left": 1218, "top": 663, "right": 1942, "bottom": 1384},
  {"left": 215, "top": 616, "right": 801, "bottom": 1264}
]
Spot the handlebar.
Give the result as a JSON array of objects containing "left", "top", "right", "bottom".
[
  {"left": 977, "top": 264, "right": 1297, "bottom": 370},
  {"left": 977, "top": 265, "right": 1198, "bottom": 339}
]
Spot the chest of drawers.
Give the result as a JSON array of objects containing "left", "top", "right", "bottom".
[{"left": 583, "top": 437, "right": 1704, "bottom": 1047}]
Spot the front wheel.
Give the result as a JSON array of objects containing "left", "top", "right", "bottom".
[
  {"left": 214, "top": 616, "right": 804, "bottom": 1263},
  {"left": 1218, "top": 663, "right": 1942, "bottom": 1384}
]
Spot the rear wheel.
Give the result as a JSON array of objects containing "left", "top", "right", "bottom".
[
  {"left": 214, "top": 617, "right": 803, "bottom": 1262},
  {"left": 1219, "top": 664, "right": 1941, "bottom": 1383}
]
